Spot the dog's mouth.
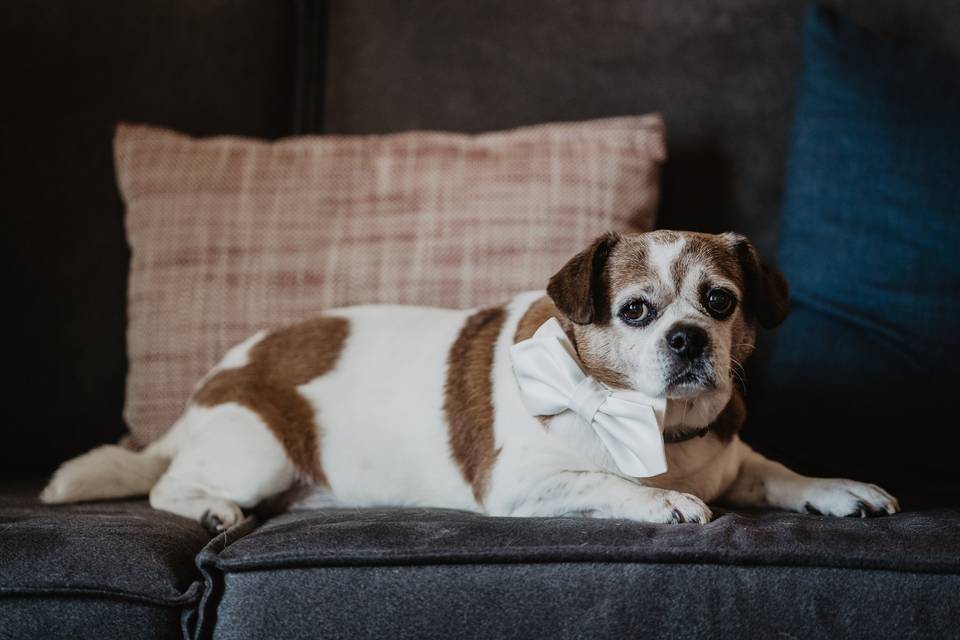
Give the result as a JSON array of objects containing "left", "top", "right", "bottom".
[{"left": 665, "top": 367, "right": 717, "bottom": 396}]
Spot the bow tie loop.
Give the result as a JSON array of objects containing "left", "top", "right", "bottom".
[{"left": 509, "top": 317, "right": 668, "bottom": 478}]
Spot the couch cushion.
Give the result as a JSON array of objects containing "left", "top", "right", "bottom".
[
  {"left": 750, "top": 6, "right": 960, "bottom": 496},
  {"left": 0, "top": 478, "right": 212, "bottom": 640},
  {"left": 198, "top": 506, "right": 960, "bottom": 639},
  {"left": 114, "top": 116, "right": 664, "bottom": 447}
]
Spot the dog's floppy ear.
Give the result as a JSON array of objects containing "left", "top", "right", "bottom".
[
  {"left": 727, "top": 233, "right": 790, "bottom": 329},
  {"left": 547, "top": 232, "right": 620, "bottom": 325}
]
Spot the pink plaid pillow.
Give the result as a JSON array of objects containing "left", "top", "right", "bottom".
[{"left": 115, "top": 116, "right": 665, "bottom": 445}]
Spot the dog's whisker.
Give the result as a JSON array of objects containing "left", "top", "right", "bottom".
[{"left": 729, "top": 355, "right": 748, "bottom": 393}]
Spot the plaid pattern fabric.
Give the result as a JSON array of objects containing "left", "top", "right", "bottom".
[{"left": 115, "top": 116, "right": 665, "bottom": 445}]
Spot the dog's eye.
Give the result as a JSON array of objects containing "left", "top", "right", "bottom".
[
  {"left": 706, "top": 289, "right": 735, "bottom": 316},
  {"left": 618, "top": 300, "right": 651, "bottom": 326}
]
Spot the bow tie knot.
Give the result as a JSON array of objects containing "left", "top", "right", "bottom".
[
  {"left": 510, "top": 317, "right": 668, "bottom": 478},
  {"left": 569, "top": 376, "right": 607, "bottom": 424}
]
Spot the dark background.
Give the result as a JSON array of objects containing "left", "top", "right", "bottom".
[
  {"left": 4, "top": 0, "right": 959, "bottom": 481},
  {"left": 2, "top": 2, "right": 295, "bottom": 474}
]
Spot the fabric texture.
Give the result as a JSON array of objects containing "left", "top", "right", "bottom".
[
  {"left": 211, "top": 506, "right": 960, "bottom": 574},
  {"left": 198, "top": 506, "right": 960, "bottom": 639},
  {"left": 0, "top": 480, "right": 210, "bottom": 639},
  {"left": 751, "top": 6, "right": 960, "bottom": 496},
  {"left": 318, "top": 0, "right": 960, "bottom": 261},
  {"left": 0, "top": 599, "right": 185, "bottom": 640},
  {"left": 115, "top": 116, "right": 664, "bottom": 446},
  {"left": 209, "top": 564, "right": 959, "bottom": 640}
]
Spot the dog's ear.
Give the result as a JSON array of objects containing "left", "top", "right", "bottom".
[
  {"left": 547, "top": 232, "right": 620, "bottom": 325},
  {"left": 727, "top": 233, "right": 790, "bottom": 329}
]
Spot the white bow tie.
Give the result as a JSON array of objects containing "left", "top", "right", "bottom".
[{"left": 510, "top": 318, "right": 668, "bottom": 478}]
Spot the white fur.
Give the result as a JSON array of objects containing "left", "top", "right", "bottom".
[
  {"left": 41, "top": 445, "right": 169, "bottom": 503},
  {"left": 304, "top": 305, "right": 478, "bottom": 510},
  {"left": 146, "top": 404, "right": 296, "bottom": 530},
  {"left": 191, "top": 330, "right": 267, "bottom": 392},
  {"left": 43, "top": 247, "right": 899, "bottom": 527},
  {"left": 648, "top": 237, "right": 685, "bottom": 293}
]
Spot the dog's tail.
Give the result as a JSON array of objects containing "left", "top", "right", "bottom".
[{"left": 40, "top": 421, "right": 182, "bottom": 504}]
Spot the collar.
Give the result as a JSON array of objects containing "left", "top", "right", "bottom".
[{"left": 662, "top": 426, "right": 710, "bottom": 444}]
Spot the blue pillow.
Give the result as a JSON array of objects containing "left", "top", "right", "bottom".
[{"left": 751, "top": 6, "right": 960, "bottom": 498}]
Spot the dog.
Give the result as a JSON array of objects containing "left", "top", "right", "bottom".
[{"left": 42, "top": 230, "right": 899, "bottom": 531}]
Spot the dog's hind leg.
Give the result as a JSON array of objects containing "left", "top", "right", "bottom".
[
  {"left": 150, "top": 474, "right": 245, "bottom": 533},
  {"left": 149, "top": 403, "right": 300, "bottom": 532}
]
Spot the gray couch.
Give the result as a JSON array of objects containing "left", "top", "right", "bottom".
[{"left": 3, "top": 2, "right": 959, "bottom": 638}]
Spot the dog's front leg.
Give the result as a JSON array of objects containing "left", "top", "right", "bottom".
[
  {"left": 720, "top": 441, "right": 899, "bottom": 517},
  {"left": 494, "top": 470, "right": 712, "bottom": 524}
]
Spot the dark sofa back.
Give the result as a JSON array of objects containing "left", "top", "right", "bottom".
[
  {"left": 3, "top": 1, "right": 295, "bottom": 473},
  {"left": 5, "top": 1, "right": 960, "bottom": 475},
  {"left": 316, "top": 0, "right": 960, "bottom": 260},
  {"left": 313, "top": 0, "right": 960, "bottom": 468}
]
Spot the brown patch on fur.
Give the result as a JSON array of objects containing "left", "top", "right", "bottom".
[
  {"left": 732, "top": 238, "right": 790, "bottom": 328},
  {"left": 515, "top": 295, "right": 630, "bottom": 390},
  {"left": 514, "top": 296, "right": 568, "bottom": 343},
  {"left": 568, "top": 235, "right": 650, "bottom": 390},
  {"left": 193, "top": 317, "right": 350, "bottom": 484},
  {"left": 547, "top": 232, "right": 620, "bottom": 325},
  {"left": 603, "top": 235, "right": 652, "bottom": 300},
  {"left": 669, "top": 233, "right": 742, "bottom": 295},
  {"left": 572, "top": 337, "right": 632, "bottom": 390},
  {"left": 708, "top": 388, "right": 747, "bottom": 442},
  {"left": 445, "top": 306, "right": 507, "bottom": 504},
  {"left": 730, "top": 316, "right": 757, "bottom": 365},
  {"left": 669, "top": 231, "right": 789, "bottom": 329}
]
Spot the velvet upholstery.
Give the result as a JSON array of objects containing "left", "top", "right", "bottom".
[
  {"left": 209, "top": 564, "right": 958, "bottom": 640},
  {"left": 198, "top": 507, "right": 960, "bottom": 639},
  {"left": 0, "top": 480, "right": 210, "bottom": 639},
  {"left": 317, "top": 0, "right": 960, "bottom": 261}
]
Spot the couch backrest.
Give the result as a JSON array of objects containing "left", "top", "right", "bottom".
[
  {"left": 6, "top": 0, "right": 960, "bottom": 474},
  {"left": 3, "top": 1, "right": 295, "bottom": 473},
  {"left": 314, "top": 0, "right": 960, "bottom": 260}
]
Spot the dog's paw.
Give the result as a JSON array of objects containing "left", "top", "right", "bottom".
[
  {"left": 628, "top": 489, "right": 713, "bottom": 524},
  {"left": 200, "top": 501, "right": 244, "bottom": 535},
  {"left": 801, "top": 479, "right": 899, "bottom": 518}
]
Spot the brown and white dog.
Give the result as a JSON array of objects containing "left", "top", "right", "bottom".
[{"left": 42, "top": 230, "right": 899, "bottom": 531}]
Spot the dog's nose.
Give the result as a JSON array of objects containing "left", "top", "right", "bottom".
[{"left": 666, "top": 325, "right": 708, "bottom": 359}]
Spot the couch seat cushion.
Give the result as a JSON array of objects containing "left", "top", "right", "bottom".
[
  {"left": 200, "top": 506, "right": 960, "bottom": 639},
  {"left": 0, "top": 478, "right": 212, "bottom": 640}
]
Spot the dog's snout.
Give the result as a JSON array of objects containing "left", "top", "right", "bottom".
[{"left": 666, "top": 324, "right": 708, "bottom": 359}]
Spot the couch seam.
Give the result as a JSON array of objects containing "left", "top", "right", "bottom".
[
  {"left": 0, "top": 580, "right": 203, "bottom": 608},
  {"left": 209, "top": 553, "right": 960, "bottom": 577}
]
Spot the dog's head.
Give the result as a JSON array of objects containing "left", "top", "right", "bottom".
[{"left": 547, "top": 230, "right": 789, "bottom": 428}]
